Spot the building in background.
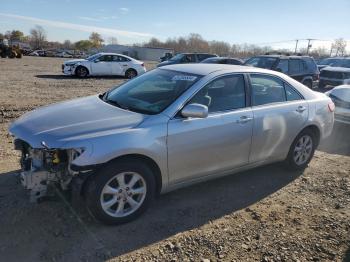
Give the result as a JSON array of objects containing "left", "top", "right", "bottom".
[{"left": 97, "top": 44, "right": 174, "bottom": 61}]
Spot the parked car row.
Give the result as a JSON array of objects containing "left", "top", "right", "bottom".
[{"left": 29, "top": 49, "right": 86, "bottom": 58}]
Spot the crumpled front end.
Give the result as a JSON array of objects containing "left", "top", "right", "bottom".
[{"left": 14, "top": 139, "right": 84, "bottom": 202}]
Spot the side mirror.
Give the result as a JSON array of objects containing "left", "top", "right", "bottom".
[
  {"left": 94, "top": 59, "right": 100, "bottom": 63},
  {"left": 181, "top": 103, "right": 208, "bottom": 118}
]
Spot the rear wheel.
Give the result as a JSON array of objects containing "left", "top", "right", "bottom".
[
  {"left": 85, "top": 160, "right": 155, "bottom": 225},
  {"left": 125, "top": 69, "right": 137, "bottom": 79},
  {"left": 285, "top": 129, "right": 316, "bottom": 170},
  {"left": 75, "top": 66, "right": 89, "bottom": 78}
]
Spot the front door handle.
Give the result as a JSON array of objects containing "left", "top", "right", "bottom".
[
  {"left": 236, "top": 116, "right": 253, "bottom": 124},
  {"left": 296, "top": 106, "right": 307, "bottom": 113}
]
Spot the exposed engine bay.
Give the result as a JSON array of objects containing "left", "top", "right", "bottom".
[{"left": 14, "top": 139, "right": 83, "bottom": 202}]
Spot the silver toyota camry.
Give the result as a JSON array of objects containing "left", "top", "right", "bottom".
[{"left": 9, "top": 64, "right": 334, "bottom": 224}]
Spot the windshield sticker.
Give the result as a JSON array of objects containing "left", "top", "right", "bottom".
[{"left": 172, "top": 75, "right": 197, "bottom": 81}]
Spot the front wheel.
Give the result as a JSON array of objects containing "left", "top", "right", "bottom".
[
  {"left": 75, "top": 66, "right": 89, "bottom": 78},
  {"left": 285, "top": 129, "right": 316, "bottom": 170},
  {"left": 85, "top": 161, "right": 155, "bottom": 225}
]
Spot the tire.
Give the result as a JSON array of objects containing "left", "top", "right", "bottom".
[
  {"left": 303, "top": 80, "right": 312, "bottom": 89},
  {"left": 125, "top": 69, "right": 137, "bottom": 79},
  {"left": 75, "top": 66, "right": 89, "bottom": 78},
  {"left": 85, "top": 160, "right": 156, "bottom": 225},
  {"left": 9, "top": 51, "right": 16, "bottom": 59},
  {"left": 285, "top": 129, "right": 316, "bottom": 170}
]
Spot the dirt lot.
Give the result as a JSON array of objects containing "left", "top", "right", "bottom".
[{"left": 0, "top": 57, "right": 349, "bottom": 262}]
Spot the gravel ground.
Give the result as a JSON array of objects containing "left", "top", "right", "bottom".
[{"left": 0, "top": 57, "right": 349, "bottom": 262}]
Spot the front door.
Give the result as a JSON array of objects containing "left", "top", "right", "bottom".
[
  {"left": 91, "top": 55, "right": 113, "bottom": 75},
  {"left": 167, "top": 74, "right": 253, "bottom": 184}
]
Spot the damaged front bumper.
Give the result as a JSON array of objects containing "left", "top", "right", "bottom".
[
  {"left": 15, "top": 139, "right": 86, "bottom": 202},
  {"left": 62, "top": 64, "right": 75, "bottom": 75}
]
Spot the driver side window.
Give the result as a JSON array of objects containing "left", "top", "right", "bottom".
[{"left": 189, "top": 75, "right": 246, "bottom": 113}]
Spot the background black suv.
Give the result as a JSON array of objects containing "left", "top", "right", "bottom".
[
  {"left": 244, "top": 55, "right": 319, "bottom": 88},
  {"left": 157, "top": 53, "right": 217, "bottom": 67}
]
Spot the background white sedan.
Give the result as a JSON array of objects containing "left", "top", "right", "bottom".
[{"left": 62, "top": 52, "right": 146, "bottom": 78}]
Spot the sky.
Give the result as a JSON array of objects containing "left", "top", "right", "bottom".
[{"left": 1, "top": 0, "right": 350, "bottom": 52}]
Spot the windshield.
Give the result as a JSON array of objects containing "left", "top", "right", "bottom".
[
  {"left": 244, "top": 56, "right": 278, "bottom": 69},
  {"left": 169, "top": 54, "right": 184, "bottom": 61},
  {"left": 86, "top": 53, "right": 101, "bottom": 61},
  {"left": 103, "top": 69, "right": 202, "bottom": 114}
]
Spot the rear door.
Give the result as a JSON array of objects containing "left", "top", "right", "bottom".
[
  {"left": 91, "top": 55, "right": 113, "bottom": 75},
  {"left": 248, "top": 73, "right": 308, "bottom": 163},
  {"left": 167, "top": 74, "right": 253, "bottom": 184},
  {"left": 111, "top": 55, "right": 126, "bottom": 75}
]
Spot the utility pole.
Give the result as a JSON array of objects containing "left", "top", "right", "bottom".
[
  {"left": 306, "top": 39, "right": 313, "bottom": 55},
  {"left": 294, "top": 39, "right": 299, "bottom": 54}
]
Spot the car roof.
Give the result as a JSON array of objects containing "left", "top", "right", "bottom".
[
  {"left": 322, "top": 57, "right": 350, "bottom": 60},
  {"left": 205, "top": 57, "right": 240, "bottom": 60},
  {"left": 97, "top": 52, "right": 137, "bottom": 60},
  {"left": 160, "top": 63, "right": 277, "bottom": 76},
  {"left": 253, "top": 55, "right": 312, "bottom": 59}
]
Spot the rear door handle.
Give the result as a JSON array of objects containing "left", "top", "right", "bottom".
[
  {"left": 236, "top": 116, "right": 253, "bottom": 124},
  {"left": 296, "top": 106, "right": 307, "bottom": 113}
]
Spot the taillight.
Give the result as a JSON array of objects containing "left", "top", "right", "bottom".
[{"left": 328, "top": 102, "right": 335, "bottom": 112}]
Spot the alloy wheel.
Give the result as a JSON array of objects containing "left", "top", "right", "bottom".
[
  {"left": 100, "top": 172, "right": 147, "bottom": 217},
  {"left": 293, "top": 135, "right": 313, "bottom": 166}
]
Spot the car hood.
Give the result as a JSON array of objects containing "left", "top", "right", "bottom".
[
  {"left": 318, "top": 65, "right": 329, "bottom": 70},
  {"left": 157, "top": 60, "right": 177, "bottom": 67},
  {"left": 9, "top": 95, "right": 146, "bottom": 148},
  {"left": 64, "top": 59, "right": 86, "bottom": 65},
  {"left": 321, "top": 67, "right": 350, "bottom": 73}
]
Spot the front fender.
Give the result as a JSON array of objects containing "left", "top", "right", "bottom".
[{"left": 70, "top": 123, "right": 168, "bottom": 189}]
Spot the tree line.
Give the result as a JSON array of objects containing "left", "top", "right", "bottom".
[
  {"left": 0, "top": 26, "right": 347, "bottom": 58},
  {"left": 140, "top": 33, "right": 347, "bottom": 58},
  {"left": 0, "top": 26, "right": 107, "bottom": 51}
]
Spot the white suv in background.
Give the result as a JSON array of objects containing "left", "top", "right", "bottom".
[{"left": 62, "top": 52, "right": 147, "bottom": 78}]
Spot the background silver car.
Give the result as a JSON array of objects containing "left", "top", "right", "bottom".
[
  {"left": 325, "top": 85, "right": 350, "bottom": 124},
  {"left": 9, "top": 64, "right": 334, "bottom": 224}
]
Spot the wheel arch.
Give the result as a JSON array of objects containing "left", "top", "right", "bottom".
[
  {"left": 299, "top": 124, "right": 321, "bottom": 147},
  {"left": 80, "top": 153, "right": 163, "bottom": 197},
  {"left": 74, "top": 65, "right": 90, "bottom": 76},
  {"left": 125, "top": 68, "right": 137, "bottom": 77}
]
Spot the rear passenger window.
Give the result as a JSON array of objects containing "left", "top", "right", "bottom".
[
  {"left": 276, "top": 59, "right": 289, "bottom": 74},
  {"left": 189, "top": 75, "right": 246, "bottom": 112},
  {"left": 289, "top": 59, "right": 304, "bottom": 74},
  {"left": 285, "top": 84, "right": 302, "bottom": 101},
  {"left": 250, "top": 74, "right": 286, "bottom": 106}
]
